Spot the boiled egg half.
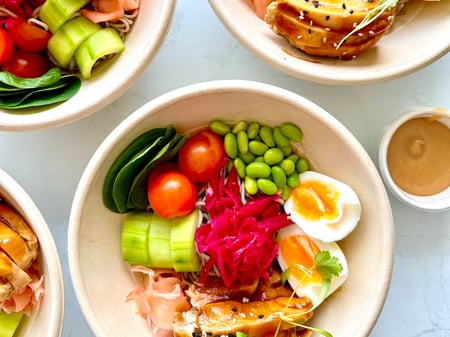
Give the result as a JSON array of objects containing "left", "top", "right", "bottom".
[
  {"left": 277, "top": 224, "right": 348, "bottom": 307},
  {"left": 284, "top": 171, "right": 361, "bottom": 242}
]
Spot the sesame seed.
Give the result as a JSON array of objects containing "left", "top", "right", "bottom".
[
  {"left": 342, "top": 3, "right": 346, "bottom": 9},
  {"left": 309, "top": 20, "right": 313, "bottom": 26},
  {"left": 333, "top": 42, "right": 338, "bottom": 47},
  {"left": 369, "top": 30, "right": 375, "bottom": 35},
  {"left": 322, "top": 37, "right": 327, "bottom": 43},
  {"left": 308, "top": 28, "right": 312, "bottom": 34},
  {"left": 297, "top": 35, "right": 303, "bottom": 39},
  {"left": 353, "top": 22, "right": 358, "bottom": 28},
  {"left": 312, "top": 0, "right": 319, "bottom": 8},
  {"left": 231, "top": 307, "right": 238, "bottom": 312},
  {"left": 325, "top": 27, "right": 331, "bottom": 31},
  {"left": 258, "top": 314, "right": 265, "bottom": 319},
  {"left": 358, "top": 32, "right": 364, "bottom": 36},
  {"left": 349, "top": 9, "right": 354, "bottom": 14},
  {"left": 325, "top": 15, "right": 330, "bottom": 20}
]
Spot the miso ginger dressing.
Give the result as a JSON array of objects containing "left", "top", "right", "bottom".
[{"left": 387, "top": 116, "right": 450, "bottom": 196}]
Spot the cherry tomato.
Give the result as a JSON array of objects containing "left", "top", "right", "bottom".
[
  {"left": 177, "top": 130, "right": 226, "bottom": 183},
  {"left": 5, "top": 17, "right": 51, "bottom": 52},
  {"left": 0, "top": 28, "right": 14, "bottom": 65},
  {"left": 2, "top": 50, "right": 50, "bottom": 78},
  {"left": 147, "top": 170, "right": 196, "bottom": 219}
]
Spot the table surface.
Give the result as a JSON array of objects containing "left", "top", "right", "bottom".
[{"left": 1, "top": 2, "right": 449, "bottom": 337}]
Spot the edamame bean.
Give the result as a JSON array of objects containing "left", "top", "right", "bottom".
[
  {"left": 232, "top": 121, "right": 248, "bottom": 134},
  {"left": 245, "top": 176, "right": 258, "bottom": 195},
  {"left": 271, "top": 166, "right": 287, "bottom": 188},
  {"left": 246, "top": 162, "right": 271, "bottom": 178},
  {"left": 264, "top": 148, "right": 284, "bottom": 165},
  {"left": 259, "top": 126, "right": 276, "bottom": 147},
  {"left": 280, "top": 185, "right": 292, "bottom": 201},
  {"left": 296, "top": 157, "right": 309, "bottom": 173},
  {"left": 287, "top": 153, "right": 300, "bottom": 163},
  {"left": 273, "top": 127, "right": 290, "bottom": 147},
  {"left": 237, "top": 130, "right": 249, "bottom": 154},
  {"left": 257, "top": 178, "right": 278, "bottom": 195},
  {"left": 248, "top": 140, "right": 269, "bottom": 156},
  {"left": 224, "top": 133, "right": 238, "bottom": 159},
  {"left": 247, "top": 122, "right": 260, "bottom": 139},
  {"left": 254, "top": 156, "right": 264, "bottom": 163},
  {"left": 239, "top": 151, "right": 255, "bottom": 164},
  {"left": 233, "top": 158, "right": 246, "bottom": 179},
  {"left": 279, "top": 159, "right": 296, "bottom": 175},
  {"left": 210, "top": 120, "right": 230, "bottom": 136},
  {"left": 280, "top": 145, "right": 292, "bottom": 156},
  {"left": 280, "top": 122, "right": 303, "bottom": 142},
  {"left": 287, "top": 172, "right": 300, "bottom": 188}
]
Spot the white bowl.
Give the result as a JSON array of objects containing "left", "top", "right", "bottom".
[
  {"left": 0, "top": 0, "right": 176, "bottom": 132},
  {"left": 0, "top": 168, "right": 64, "bottom": 337},
  {"left": 379, "top": 106, "right": 450, "bottom": 212},
  {"left": 208, "top": 0, "right": 450, "bottom": 85},
  {"left": 68, "top": 80, "right": 394, "bottom": 337}
]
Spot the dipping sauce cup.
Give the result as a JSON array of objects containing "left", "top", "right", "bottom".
[{"left": 379, "top": 106, "right": 450, "bottom": 211}]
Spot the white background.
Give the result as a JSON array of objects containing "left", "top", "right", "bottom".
[{"left": 0, "top": 1, "right": 449, "bottom": 336}]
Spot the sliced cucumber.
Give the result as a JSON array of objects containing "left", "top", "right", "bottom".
[
  {"left": 170, "top": 209, "right": 200, "bottom": 272},
  {"left": 48, "top": 16, "right": 102, "bottom": 68},
  {"left": 148, "top": 214, "right": 173, "bottom": 269},
  {"left": 121, "top": 212, "right": 152, "bottom": 266},
  {"left": 0, "top": 310, "right": 23, "bottom": 337},
  {"left": 74, "top": 28, "right": 125, "bottom": 79},
  {"left": 39, "top": 0, "right": 90, "bottom": 33}
]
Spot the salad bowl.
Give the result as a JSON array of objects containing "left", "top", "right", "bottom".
[
  {"left": 68, "top": 80, "right": 394, "bottom": 337},
  {"left": 208, "top": 0, "right": 450, "bottom": 85},
  {"left": 0, "top": 0, "right": 176, "bottom": 132},
  {"left": 0, "top": 168, "right": 64, "bottom": 337}
]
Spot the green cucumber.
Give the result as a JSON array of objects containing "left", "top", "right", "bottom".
[
  {"left": 147, "top": 214, "right": 173, "bottom": 269},
  {"left": 121, "top": 212, "right": 152, "bottom": 266},
  {"left": 170, "top": 209, "right": 200, "bottom": 272},
  {"left": 74, "top": 28, "right": 125, "bottom": 79},
  {"left": 48, "top": 16, "right": 102, "bottom": 68},
  {"left": 0, "top": 310, "right": 23, "bottom": 337},
  {"left": 39, "top": 0, "right": 90, "bottom": 33}
]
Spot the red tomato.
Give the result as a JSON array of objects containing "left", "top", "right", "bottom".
[
  {"left": 147, "top": 170, "right": 197, "bottom": 219},
  {"left": 177, "top": 130, "right": 226, "bottom": 183},
  {"left": 5, "top": 17, "right": 51, "bottom": 52},
  {"left": 2, "top": 50, "right": 49, "bottom": 78},
  {"left": 0, "top": 28, "right": 14, "bottom": 65}
]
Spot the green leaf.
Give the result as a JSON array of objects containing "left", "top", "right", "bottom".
[
  {"left": 0, "top": 68, "right": 62, "bottom": 90},
  {"left": 278, "top": 315, "right": 334, "bottom": 337},
  {"left": 314, "top": 250, "right": 343, "bottom": 280}
]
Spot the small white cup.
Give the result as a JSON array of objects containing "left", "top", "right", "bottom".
[{"left": 378, "top": 106, "right": 450, "bottom": 212}]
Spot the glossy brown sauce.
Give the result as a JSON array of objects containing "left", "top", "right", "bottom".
[{"left": 387, "top": 116, "right": 450, "bottom": 196}]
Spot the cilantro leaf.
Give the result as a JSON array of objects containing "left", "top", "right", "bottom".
[{"left": 315, "top": 251, "right": 343, "bottom": 280}]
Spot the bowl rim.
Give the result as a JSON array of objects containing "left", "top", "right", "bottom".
[
  {"left": 0, "top": 168, "right": 64, "bottom": 337},
  {"left": 378, "top": 106, "right": 450, "bottom": 212},
  {"left": 0, "top": 0, "right": 177, "bottom": 132},
  {"left": 68, "top": 79, "right": 395, "bottom": 337}
]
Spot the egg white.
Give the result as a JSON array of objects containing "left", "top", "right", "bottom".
[
  {"left": 276, "top": 224, "right": 348, "bottom": 307},
  {"left": 284, "top": 171, "right": 361, "bottom": 242}
]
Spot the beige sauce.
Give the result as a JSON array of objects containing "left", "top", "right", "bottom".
[{"left": 387, "top": 116, "right": 450, "bottom": 196}]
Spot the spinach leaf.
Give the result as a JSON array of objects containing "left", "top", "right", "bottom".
[{"left": 0, "top": 68, "right": 62, "bottom": 90}]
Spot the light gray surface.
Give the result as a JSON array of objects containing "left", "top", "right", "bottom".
[{"left": 0, "top": 2, "right": 449, "bottom": 336}]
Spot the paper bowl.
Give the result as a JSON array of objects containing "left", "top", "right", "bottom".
[
  {"left": 0, "top": 0, "right": 176, "bottom": 132},
  {"left": 379, "top": 106, "right": 450, "bottom": 212},
  {"left": 208, "top": 0, "right": 450, "bottom": 85},
  {"left": 69, "top": 80, "right": 394, "bottom": 337},
  {"left": 0, "top": 168, "right": 64, "bottom": 337}
]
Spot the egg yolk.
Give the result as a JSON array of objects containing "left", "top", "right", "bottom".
[
  {"left": 292, "top": 180, "right": 340, "bottom": 221},
  {"left": 279, "top": 234, "right": 322, "bottom": 285}
]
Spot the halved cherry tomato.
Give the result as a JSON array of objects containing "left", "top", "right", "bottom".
[
  {"left": 147, "top": 170, "right": 196, "bottom": 219},
  {"left": 5, "top": 17, "right": 52, "bottom": 52},
  {"left": 0, "top": 28, "right": 14, "bottom": 65},
  {"left": 177, "top": 130, "right": 226, "bottom": 183},
  {"left": 2, "top": 50, "right": 50, "bottom": 78}
]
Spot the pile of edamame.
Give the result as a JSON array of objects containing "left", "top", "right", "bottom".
[{"left": 209, "top": 120, "right": 309, "bottom": 199}]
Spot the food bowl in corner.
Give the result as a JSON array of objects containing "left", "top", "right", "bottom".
[
  {"left": 208, "top": 0, "right": 450, "bottom": 86},
  {"left": 0, "top": 0, "right": 176, "bottom": 132},
  {"left": 68, "top": 80, "right": 395, "bottom": 337},
  {"left": 0, "top": 168, "right": 64, "bottom": 337}
]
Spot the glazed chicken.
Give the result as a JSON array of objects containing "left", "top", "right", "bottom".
[{"left": 265, "top": 0, "right": 400, "bottom": 58}]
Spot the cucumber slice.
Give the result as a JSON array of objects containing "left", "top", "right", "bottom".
[
  {"left": 121, "top": 212, "right": 152, "bottom": 266},
  {"left": 0, "top": 310, "right": 23, "bottom": 337},
  {"left": 39, "top": 0, "right": 90, "bottom": 33},
  {"left": 74, "top": 28, "right": 125, "bottom": 79},
  {"left": 48, "top": 16, "right": 102, "bottom": 68},
  {"left": 170, "top": 209, "right": 200, "bottom": 272},
  {"left": 148, "top": 214, "right": 173, "bottom": 269}
]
